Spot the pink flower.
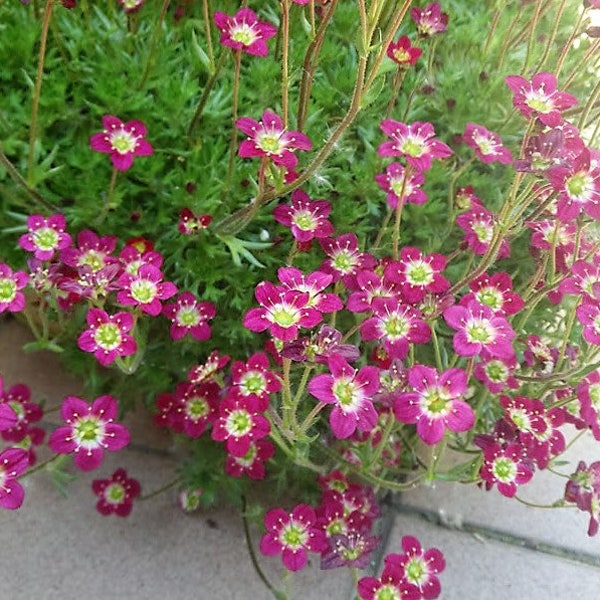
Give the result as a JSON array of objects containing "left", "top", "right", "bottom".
[
  {"left": 187, "top": 350, "right": 230, "bottom": 384},
  {"left": 48, "top": 395, "right": 130, "bottom": 471},
  {"left": 346, "top": 269, "right": 399, "bottom": 313},
  {"left": 0, "top": 263, "right": 28, "bottom": 314},
  {"left": 319, "top": 233, "right": 377, "bottom": 284},
  {"left": 229, "top": 352, "right": 281, "bottom": 407},
  {"left": 504, "top": 72, "right": 577, "bottom": 127},
  {"left": 384, "top": 247, "right": 449, "bottom": 303},
  {"left": 243, "top": 281, "right": 321, "bottom": 342},
  {"left": 360, "top": 297, "right": 431, "bottom": 360},
  {"left": 411, "top": 2, "right": 449, "bottom": 36},
  {"left": 0, "top": 380, "right": 43, "bottom": 443},
  {"left": 565, "top": 460, "right": 600, "bottom": 536},
  {"left": 387, "top": 36, "right": 422, "bottom": 66},
  {"left": 162, "top": 292, "right": 216, "bottom": 341},
  {"left": 116, "top": 264, "right": 177, "bottom": 316},
  {"left": 178, "top": 208, "right": 212, "bottom": 234},
  {"left": 89, "top": 115, "right": 153, "bottom": 171},
  {"left": 378, "top": 120, "right": 452, "bottom": 171},
  {"left": 473, "top": 355, "right": 519, "bottom": 394},
  {"left": 117, "top": 0, "right": 146, "bottom": 13},
  {"left": 260, "top": 504, "right": 329, "bottom": 571},
  {"left": 18, "top": 213, "right": 72, "bottom": 261},
  {"left": 461, "top": 272, "right": 524, "bottom": 316},
  {"left": 375, "top": 162, "right": 427, "bottom": 208},
  {"left": 576, "top": 301, "right": 600, "bottom": 345},
  {"left": 277, "top": 267, "right": 343, "bottom": 314},
  {"left": 225, "top": 439, "right": 275, "bottom": 480},
  {"left": 444, "top": 300, "right": 516, "bottom": 359},
  {"left": 59, "top": 229, "right": 118, "bottom": 272},
  {"left": 213, "top": 8, "right": 277, "bottom": 57},
  {"left": 456, "top": 206, "right": 510, "bottom": 258},
  {"left": 463, "top": 123, "right": 512, "bottom": 164},
  {"left": 308, "top": 355, "right": 380, "bottom": 439},
  {"left": 78, "top": 308, "right": 137, "bottom": 366},
  {"left": 211, "top": 395, "right": 270, "bottom": 457},
  {"left": 236, "top": 110, "right": 312, "bottom": 170},
  {"left": 394, "top": 365, "right": 474, "bottom": 445},
  {"left": 92, "top": 468, "right": 141, "bottom": 516},
  {"left": 0, "top": 448, "right": 29, "bottom": 510},
  {"left": 559, "top": 258, "right": 600, "bottom": 301},
  {"left": 480, "top": 442, "right": 534, "bottom": 497},
  {"left": 273, "top": 189, "right": 333, "bottom": 242}
]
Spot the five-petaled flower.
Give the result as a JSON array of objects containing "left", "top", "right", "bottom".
[
  {"left": 0, "top": 263, "right": 28, "bottom": 314},
  {"left": 463, "top": 122, "right": 512, "bottom": 164},
  {"left": 236, "top": 110, "right": 312, "bottom": 170},
  {"left": 92, "top": 468, "right": 141, "bottom": 516},
  {"left": 411, "top": 2, "right": 449, "bottom": 36},
  {"left": 117, "top": 264, "right": 178, "bottom": 316},
  {"left": 273, "top": 189, "right": 334, "bottom": 242},
  {"left": 0, "top": 447, "right": 29, "bottom": 510},
  {"left": 387, "top": 36, "right": 422, "bottom": 67},
  {"left": 213, "top": 8, "right": 277, "bottom": 57},
  {"left": 162, "top": 292, "right": 216, "bottom": 341},
  {"left": 48, "top": 395, "right": 130, "bottom": 471},
  {"left": 18, "top": 213, "right": 72, "bottom": 261},
  {"left": 90, "top": 115, "right": 153, "bottom": 171}
]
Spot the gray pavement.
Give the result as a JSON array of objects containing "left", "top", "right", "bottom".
[{"left": 1, "top": 318, "right": 600, "bottom": 599}]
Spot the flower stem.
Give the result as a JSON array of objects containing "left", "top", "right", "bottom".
[
  {"left": 225, "top": 49, "right": 243, "bottom": 193},
  {"left": 22, "top": 453, "right": 61, "bottom": 479},
  {"left": 139, "top": 477, "right": 179, "bottom": 501},
  {"left": 280, "top": 0, "right": 290, "bottom": 128},
  {"left": 201, "top": 0, "right": 215, "bottom": 68},
  {"left": 27, "top": 0, "right": 54, "bottom": 186},
  {"left": 138, "top": 0, "right": 171, "bottom": 89},
  {"left": 95, "top": 166, "right": 119, "bottom": 226}
]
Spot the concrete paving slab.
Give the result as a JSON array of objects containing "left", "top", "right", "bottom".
[
  {"left": 397, "top": 429, "right": 600, "bottom": 557},
  {"left": 385, "top": 513, "right": 600, "bottom": 599}
]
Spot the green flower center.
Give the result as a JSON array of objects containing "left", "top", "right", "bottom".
[
  {"left": 0, "top": 278, "right": 17, "bottom": 303},
  {"left": 109, "top": 130, "right": 136, "bottom": 154},
  {"left": 485, "top": 360, "right": 508, "bottom": 383},
  {"left": 292, "top": 210, "right": 317, "bottom": 231},
  {"left": 473, "top": 133, "right": 493, "bottom": 155},
  {"left": 390, "top": 177, "right": 413, "bottom": 198},
  {"left": 492, "top": 456, "right": 517, "bottom": 482},
  {"left": 105, "top": 482, "right": 126, "bottom": 504},
  {"left": 74, "top": 417, "right": 102, "bottom": 445},
  {"left": 8, "top": 401, "right": 25, "bottom": 421},
  {"left": 405, "top": 261, "right": 433, "bottom": 285},
  {"left": 476, "top": 287, "right": 503, "bottom": 310},
  {"left": 280, "top": 523, "right": 308, "bottom": 549},
  {"left": 401, "top": 139, "right": 424, "bottom": 157},
  {"left": 509, "top": 408, "right": 531, "bottom": 431},
  {"left": 226, "top": 409, "right": 252, "bottom": 436},
  {"left": 131, "top": 279, "right": 157, "bottom": 304},
  {"left": 393, "top": 48, "right": 410, "bottom": 63},
  {"left": 423, "top": 389, "right": 448, "bottom": 414},
  {"left": 186, "top": 396, "right": 209, "bottom": 420},
  {"left": 235, "top": 444, "right": 258, "bottom": 467},
  {"left": 177, "top": 306, "right": 201, "bottom": 327},
  {"left": 332, "top": 250, "right": 356, "bottom": 273},
  {"left": 257, "top": 132, "right": 284, "bottom": 155},
  {"left": 33, "top": 227, "right": 59, "bottom": 251},
  {"left": 375, "top": 586, "right": 401, "bottom": 600},
  {"left": 79, "top": 250, "right": 105, "bottom": 272},
  {"left": 383, "top": 314, "right": 409, "bottom": 339},
  {"left": 333, "top": 378, "right": 357, "bottom": 407},
  {"left": 466, "top": 320, "right": 493, "bottom": 343},
  {"left": 405, "top": 557, "right": 427, "bottom": 585},
  {"left": 525, "top": 93, "right": 552, "bottom": 113},
  {"left": 472, "top": 221, "right": 493, "bottom": 243},
  {"left": 589, "top": 384, "right": 600, "bottom": 408},
  {"left": 565, "top": 172, "right": 590, "bottom": 200},
  {"left": 270, "top": 304, "right": 299, "bottom": 328},
  {"left": 230, "top": 23, "right": 258, "bottom": 46},
  {"left": 94, "top": 323, "right": 122, "bottom": 350},
  {"left": 239, "top": 372, "right": 266, "bottom": 396}
]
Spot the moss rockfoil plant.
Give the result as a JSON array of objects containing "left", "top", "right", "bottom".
[{"left": 1, "top": 0, "right": 600, "bottom": 597}]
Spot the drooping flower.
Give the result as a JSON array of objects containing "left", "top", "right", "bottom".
[
  {"left": 162, "top": 292, "right": 216, "bottom": 341},
  {"left": 0, "top": 263, "right": 28, "bottom": 314},
  {"left": 178, "top": 208, "right": 212, "bottom": 234},
  {"left": 280, "top": 324, "right": 360, "bottom": 364},
  {"left": 77, "top": 308, "right": 137, "bottom": 366},
  {"left": 48, "top": 395, "right": 130, "bottom": 471},
  {"left": 504, "top": 72, "right": 578, "bottom": 127},
  {"left": 187, "top": 350, "right": 230, "bottom": 384},
  {"left": 411, "top": 2, "right": 449, "bottom": 36},
  {"left": 374, "top": 162, "right": 427, "bottom": 208},
  {"left": 225, "top": 439, "right": 275, "bottom": 480},
  {"left": 260, "top": 504, "right": 329, "bottom": 571},
  {"left": 92, "top": 468, "right": 141, "bottom": 517},
  {"left": 378, "top": 120, "right": 452, "bottom": 171},
  {"left": 0, "top": 447, "right": 29, "bottom": 510},
  {"left": 308, "top": 355, "right": 380, "bottom": 439},
  {"left": 565, "top": 460, "right": 600, "bottom": 536},
  {"left": 576, "top": 301, "right": 600, "bottom": 345},
  {"left": 18, "top": 213, "right": 72, "bottom": 261},
  {"left": 117, "top": 0, "right": 146, "bottom": 13},
  {"left": 213, "top": 8, "right": 277, "bottom": 57},
  {"left": 273, "top": 189, "right": 333, "bottom": 242},
  {"left": 236, "top": 110, "right": 312, "bottom": 170},
  {"left": 89, "top": 115, "right": 153, "bottom": 171},
  {"left": 386, "top": 36, "right": 422, "bottom": 67},
  {"left": 394, "top": 365, "right": 474, "bottom": 445},
  {"left": 116, "top": 264, "right": 178, "bottom": 316},
  {"left": 463, "top": 122, "right": 512, "bottom": 165}
]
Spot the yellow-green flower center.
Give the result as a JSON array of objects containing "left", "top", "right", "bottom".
[{"left": 0, "top": 278, "right": 17, "bottom": 303}]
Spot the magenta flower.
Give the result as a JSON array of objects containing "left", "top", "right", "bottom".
[
  {"left": 280, "top": 324, "right": 360, "bottom": 364},
  {"left": 374, "top": 162, "right": 427, "bottom": 208},
  {"left": 576, "top": 301, "right": 600, "bottom": 345},
  {"left": 346, "top": 269, "right": 399, "bottom": 313},
  {"left": 308, "top": 355, "right": 380, "bottom": 439},
  {"left": 178, "top": 208, "right": 212, "bottom": 234},
  {"left": 461, "top": 272, "right": 525, "bottom": 316},
  {"left": 78, "top": 308, "right": 137, "bottom": 366},
  {"left": 243, "top": 281, "right": 321, "bottom": 342},
  {"left": 456, "top": 206, "right": 511, "bottom": 258},
  {"left": 236, "top": 110, "right": 312, "bottom": 170},
  {"left": 559, "top": 258, "right": 600, "bottom": 301},
  {"left": 273, "top": 189, "right": 333, "bottom": 242},
  {"left": 360, "top": 297, "right": 431, "bottom": 360},
  {"left": 116, "top": 264, "right": 177, "bottom": 316},
  {"left": 384, "top": 246, "right": 449, "bottom": 304},
  {"left": 225, "top": 439, "right": 275, "bottom": 480},
  {"left": 0, "top": 448, "right": 29, "bottom": 510},
  {"left": 505, "top": 72, "right": 577, "bottom": 127},
  {"left": 480, "top": 442, "right": 534, "bottom": 497},
  {"left": 162, "top": 292, "right": 216, "bottom": 341},
  {"left": 463, "top": 122, "right": 512, "bottom": 165},
  {"left": 48, "top": 395, "right": 130, "bottom": 471},
  {"left": 319, "top": 233, "right": 377, "bottom": 284},
  {"left": 230, "top": 352, "right": 281, "bottom": 407},
  {"left": 18, "top": 213, "right": 72, "bottom": 261},
  {"left": 520, "top": 408, "right": 566, "bottom": 470},
  {"left": 277, "top": 267, "right": 343, "bottom": 314},
  {"left": 89, "top": 115, "right": 153, "bottom": 171},
  {"left": 378, "top": 120, "right": 452, "bottom": 171},
  {"left": 394, "top": 365, "right": 474, "bottom": 445},
  {"left": 358, "top": 561, "right": 421, "bottom": 600},
  {"left": 92, "top": 468, "right": 141, "bottom": 517},
  {"left": 211, "top": 395, "right": 270, "bottom": 457},
  {"left": 260, "top": 504, "right": 329, "bottom": 571},
  {"left": 473, "top": 355, "right": 519, "bottom": 394},
  {"left": 444, "top": 300, "right": 516, "bottom": 359},
  {"left": 578, "top": 371, "right": 600, "bottom": 440},
  {"left": 0, "top": 379, "right": 42, "bottom": 443},
  {"left": 59, "top": 229, "right": 118, "bottom": 272},
  {"left": 411, "top": 2, "right": 449, "bottom": 36},
  {"left": 0, "top": 263, "right": 28, "bottom": 314},
  {"left": 213, "top": 8, "right": 277, "bottom": 57},
  {"left": 187, "top": 350, "right": 230, "bottom": 384},
  {"left": 547, "top": 149, "right": 600, "bottom": 222},
  {"left": 387, "top": 36, "right": 422, "bottom": 66},
  {"left": 565, "top": 460, "right": 600, "bottom": 536}
]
